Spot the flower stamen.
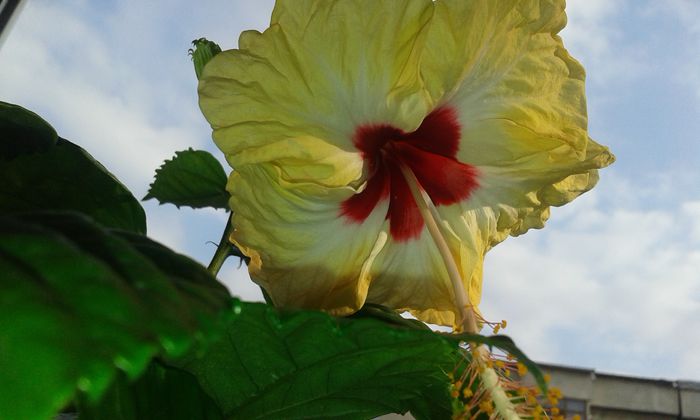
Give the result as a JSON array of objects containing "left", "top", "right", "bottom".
[
  {"left": 396, "top": 161, "right": 477, "bottom": 332},
  {"left": 397, "top": 162, "right": 521, "bottom": 419}
]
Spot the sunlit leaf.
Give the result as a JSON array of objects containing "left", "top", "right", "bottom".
[
  {"left": 175, "top": 302, "right": 455, "bottom": 420},
  {"left": 0, "top": 212, "right": 232, "bottom": 420}
]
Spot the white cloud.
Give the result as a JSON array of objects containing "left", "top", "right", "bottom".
[
  {"left": 220, "top": 262, "right": 265, "bottom": 303},
  {"left": 145, "top": 205, "right": 189, "bottom": 252},
  {"left": 481, "top": 175, "right": 700, "bottom": 379},
  {"left": 683, "top": 202, "right": 700, "bottom": 243},
  {"left": 562, "top": 0, "right": 649, "bottom": 86},
  {"left": 0, "top": 1, "right": 275, "bottom": 256},
  {"left": 0, "top": 1, "right": 201, "bottom": 197}
]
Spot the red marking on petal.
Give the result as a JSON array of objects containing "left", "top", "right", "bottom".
[
  {"left": 340, "top": 164, "right": 389, "bottom": 221},
  {"left": 353, "top": 124, "right": 404, "bottom": 155},
  {"left": 340, "top": 106, "right": 478, "bottom": 242},
  {"left": 387, "top": 160, "right": 424, "bottom": 241},
  {"left": 395, "top": 143, "right": 479, "bottom": 205},
  {"left": 403, "top": 106, "right": 461, "bottom": 157}
]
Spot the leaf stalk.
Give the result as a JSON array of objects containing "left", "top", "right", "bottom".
[{"left": 207, "top": 214, "right": 235, "bottom": 277}]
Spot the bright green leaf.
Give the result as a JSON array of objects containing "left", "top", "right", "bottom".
[
  {"left": 0, "top": 212, "right": 233, "bottom": 420},
  {"left": 0, "top": 101, "right": 57, "bottom": 159},
  {"left": 144, "top": 148, "right": 229, "bottom": 210},
  {"left": 175, "top": 303, "right": 455, "bottom": 420}
]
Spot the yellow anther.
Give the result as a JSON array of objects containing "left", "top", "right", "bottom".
[
  {"left": 493, "top": 324, "right": 501, "bottom": 334},
  {"left": 551, "top": 407, "right": 560, "bottom": 415},
  {"left": 495, "top": 360, "right": 506, "bottom": 369},
  {"left": 526, "top": 393, "right": 537, "bottom": 405},
  {"left": 501, "top": 320, "right": 507, "bottom": 329},
  {"left": 462, "top": 388, "right": 473, "bottom": 398},
  {"left": 517, "top": 363, "right": 528, "bottom": 376},
  {"left": 547, "top": 386, "right": 562, "bottom": 401},
  {"left": 479, "top": 401, "right": 494, "bottom": 415}
]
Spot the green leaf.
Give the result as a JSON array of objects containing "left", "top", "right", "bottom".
[
  {"left": 352, "top": 302, "right": 431, "bottom": 331},
  {"left": 190, "top": 38, "right": 222, "bottom": 80},
  {"left": 0, "top": 138, "right": 147, "bottom": 234},
  {"left": 0, "top": 101, "right": 147, "bottom": 234},
  {"left": 0, "top": 212, "right": 233, "bottom": 420},
  {"left": 144, "top": 148, "right": 229, "bottom": 210},
  {"left": 175, "top": 303, "right": 456, "bottom": 420},
  {"left": 445, "top": 333, "right": 548, "bottom": 393},
  {"left": 0, "top": 101, "right": 57, "bottom": 159},
  {"left": 77, "top": 361, "right": 224, "bottom": 420}
]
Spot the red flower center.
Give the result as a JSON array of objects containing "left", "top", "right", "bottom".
[{"left": 341, "top": 107, "right": 479, "bottom": 242}]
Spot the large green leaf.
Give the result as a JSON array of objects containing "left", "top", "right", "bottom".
[
  {"left": 0, "top": 138, "right": 147, "bottom": 234},
  {"left": 0, "top": 101, "right": 57, "bottom": 159},
  {"left": 144, "top": 149, "right": 229, "bottom": 210},
  {"left": 175, "top": 303, "right": 456, "bottom": 420},
  {"left": 77, "top": 361, "right": 224, "bottom": 420},
  {"left": 0, "top": 102, "right": 147, "bottom": 234},
  {"left": 356, "top": 302, "right": 548, "bottom": 393},
  {"left": 353, "top": 303, "right": 546, "bottom": 392},
  {"left": 0, "top": 212, "right": 233, "bottom": 420}
]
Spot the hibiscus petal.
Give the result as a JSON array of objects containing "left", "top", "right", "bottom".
[
  {"left": 340, "top": 164, "right": 389, "bottom": 222},
  {"left": 390, "top": 0, "right": 614, "bottom": 322},
  {"left": 365, "top": 208, "right": 490, "bottom": 327},
  {"left": 199, "top": 0, "right": 435, "bottom": 169},
  {"left": 229, "top": 163, "right": 390, "bottom": 315},
  {"left": 199, "top": 0, "right": 615, "bottom": 327}
]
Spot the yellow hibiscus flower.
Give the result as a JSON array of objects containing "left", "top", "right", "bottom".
[{"left": 198, "top": 0, "right": 613, "bottom": 328}]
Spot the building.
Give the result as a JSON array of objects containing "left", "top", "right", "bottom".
[
  {"left": 381, "top": 363, "right": 700, "bottom": 419},
  {"left": 541, "top": 363, "right": 700, "bottom": 419}
]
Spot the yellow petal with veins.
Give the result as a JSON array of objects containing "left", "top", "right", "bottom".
[{"left": 198, "top": 0, "right": 614, "bottom": 326}]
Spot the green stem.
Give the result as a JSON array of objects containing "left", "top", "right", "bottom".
[{"left": 207, "top": 214, "right": 235, "bottom": 277}]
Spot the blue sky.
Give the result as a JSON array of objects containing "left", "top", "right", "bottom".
[{"left": 1, "top": 0, "right": 699, "bottom": 381}]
